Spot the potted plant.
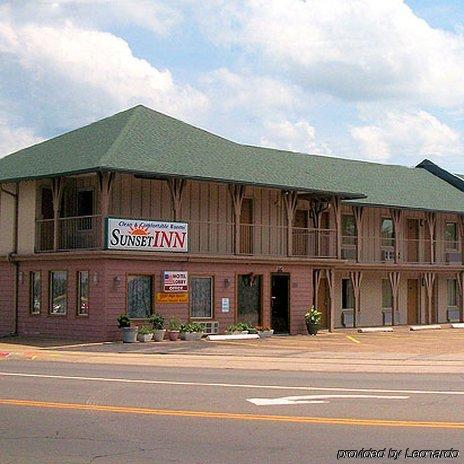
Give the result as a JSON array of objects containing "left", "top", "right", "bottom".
[
  {"left": 117, "top": 314, "right": 138, "bottom": 343},
  {"left": 137, "top": 325, "right": 153, "bottom": 342},
  {"left": 168, "top": 317, "right": 181, "bottom": 341},
  {"left": 305, "top": 306, "right": 322, "bottom": 335},
  {"left": 226, "top": 322, "right": 253, "bottom": 335},
  {"left": 256, "top": 326, "right": 274, "bottom": 338},
  {"left": 180, "top": 322, "right": 204, "bottom": 341},
  {"left": 149, "top": 313, "right": 166, "bottom": 341}
]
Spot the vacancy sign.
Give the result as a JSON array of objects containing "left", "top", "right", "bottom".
[
  {"left": 164, "top": 271, "right": 188, "bottom": 293},
  {"left": 106, "top": 218, "right": 188, "bottom": 252}
]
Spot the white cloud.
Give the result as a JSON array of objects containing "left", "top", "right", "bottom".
[
  {"left": 351, "top": 111, "right": 461, "bottom": 162},
  {"left": 260, "top": 119, "right": 330, "bottom": 155},
  {"left": 0, "top": 118, "right": 43, "bottom": 158},
  {"left": 0, "top": 16, "right": 208, "bottom": 136},
  {"left": 196, "top": 0, "right": 464, "bottom": 107}
]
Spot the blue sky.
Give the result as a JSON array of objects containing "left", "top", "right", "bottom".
[{"left": 1, "top": 0, "right": 464, "bottom": 171}]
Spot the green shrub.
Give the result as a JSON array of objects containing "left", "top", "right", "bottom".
[
  {"left": 304, "top": 306, "right": 322, "bottom": 325},
  {"left": 138, "top": 325, "right": 153, "bottom": 335},
  {"left": 169, "top": 317, "right": 181, "bottom": 331},
  {"left": 149, "top": 313, "right": 165, "bottom": 330},
  {"left": 117, "top": 314, "right": 131, "bottom": 328}
]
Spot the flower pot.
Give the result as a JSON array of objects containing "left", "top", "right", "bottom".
[
  {"left": 153, "top": 329, "right": 166, "bottom": 342},
  {"left": 137, "top": 332, "right": 153, "bottom": 343},
  {"left": 258, "top": 329, "right": 274, "bottom": 338},
  {"left": 306, "top": 323, "right": 318, "bottom": 336},
  {"left": 169, "top": 330, "right": 179, "bottom": 341},
  {"left": 122, "top": 326, "right": 138, "bottom": 343}
]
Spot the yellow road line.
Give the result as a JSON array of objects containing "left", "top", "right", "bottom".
[
  {"left": 1, "top": 399, "right": 463, "bottom": 429},
  {"left": 346, "top": 335, "right": 361, "bottom": 344}
]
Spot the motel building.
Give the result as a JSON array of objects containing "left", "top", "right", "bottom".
[{"left": 1, "top": 105, "right": 464, "bottom": 340}]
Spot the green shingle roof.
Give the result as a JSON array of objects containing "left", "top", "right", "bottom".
[{"left": 1, "top": 104, "right": 464, "bottom": 213}]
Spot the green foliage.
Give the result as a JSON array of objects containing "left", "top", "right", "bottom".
[
  {"left": 138, "top": 325, "right": 153, "bottom": 335},
  {"left": 169, "top": 317, "right": 181, "bottom": 331},
  {"left": 149, "top": 313, "right": 165, "bottom": 330},
  {"left": 227, "top": 322, "right": 255, "bottom": 333},
  {"left": 180, "top": 322, "right": 204, "bottom": 333},
  {"left": 305, "top": 306, "right": 322, "bottom": 325},
  {"left": 117, "top": 314, "right": 131, "bottom": 328}
]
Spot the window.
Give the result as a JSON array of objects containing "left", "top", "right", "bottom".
[
  {"left": 30, "top": 271, "right": 41, "bottom": 314},
  {"left": 382, "top": 279, "right": 393, "bottom": 309},
  {"left": 190, "top": 277, "right": 213, "bottom": 318},
  {"left": 381, "top": 218, "right": 394, "bottom": 247},
  {"left": 342, "top": 278, "right": 354, "bottom": 309},
  {"left": 127, "top": 275, "right": 152, "bottom": 318},
  {"left": 49, "top": 271, "right": 67, "bottom": 315},
  {"left": 445, "top": 222, "right": 458, "bottom": 250},
  {"left": 341, "top": 215, "right": 356, "bottom": 245},
  {"left": 77, "top": 271, "right": 89, "bottom": 316},
  {"left": 41, "top": 187, "right": 54, "bottom": 219},
  {"left": 447, "top": 279, "right": 458, "bottom": 307},
  {"left": 77, "top": 189, "right": 94, "bottom": 231}
]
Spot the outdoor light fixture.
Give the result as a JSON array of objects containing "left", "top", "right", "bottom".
[
  {"left": 224, "top": 278, "right": 230, "bottom": 288},
  {"left": 113, "top": 275, "right": 121, "bottom": 288}
]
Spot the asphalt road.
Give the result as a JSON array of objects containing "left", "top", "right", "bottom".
[{"left": 0, "top": 360, "right": 463, "bottom": 463}]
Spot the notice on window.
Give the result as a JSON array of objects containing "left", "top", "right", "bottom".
[
  {"left": 164, "top": 271, "right": 188, "bottom": 293},
  {"left": 106, "top": 218, "right": 188, "bottom": 252},
  {"left": 221, "top": 298, "right": 230, "bottom": 312}
]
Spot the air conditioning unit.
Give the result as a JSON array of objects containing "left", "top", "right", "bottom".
[
  {"left": 445, "top": 252, "right": 462, "bottom": 264},
  {"left": 381, "top": 249, "right": 395, "bottom": 262},
  {"left": 447, "top": 309, "right": 460, "bottom": 322},
  {"left": 200, "top": 321, "right": 219, "bottom": 334},
  {"left": 341, "top": 247, "right": 356, "bottom": 260}
]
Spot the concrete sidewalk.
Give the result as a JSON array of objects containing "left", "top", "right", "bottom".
[{"left": 1, "top": 329, "right": 464, "bottom": 374}]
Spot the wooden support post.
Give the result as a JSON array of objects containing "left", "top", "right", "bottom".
[
  {"left": 350, "top": 271, "right": 363, "bottom": 328},
  {"left": 426, "top": 212, "right": 437, "bottom": 264},
  {"left": 325, "top": 268, "right": 335, "bottom": 332},
  {"left": 98, "top": 172, "right": 115, "bottom": 248},
  {"left": 390, "top": 209, "right": 403, "bottom": 264},
  {"left": 422, "top": 272, "right": 436, "bottom": 324},
  {"left": 457, "top": 271, "right": 464, "bottom": 323},
  {"left": 283, "top": 190, "right": 298, "bottom": 256},
  {"left": 388, "top": 271, "right": 401, "bottom": 326},
  {"left": 332, "top": 196, "right": 342, "bottom": 259},
  {"left": 353, "top": 206, "right": 364, "bottom": 263},
  {"left": 228, "top": 184, "right": 245, "bottom": 255},
  {"left": 51, "top": 177, "right": 64, "bottom": 251},
  {"left": 167, "top": 177, "right": 186, "bottom": 221}
]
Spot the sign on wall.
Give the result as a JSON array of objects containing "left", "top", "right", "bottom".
[
  {"left": 164, "top": 271, "right": 188, "bottom": 293},
  {"left": 106, "top": 218, "right": 188, "bottom": 252},
  {"left": 156, "top": 292, "right": 189, "bottom": 304}
]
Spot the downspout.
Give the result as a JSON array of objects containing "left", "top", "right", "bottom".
[{"left": 1, "top": 184, "right": 19, "bottom": 335}]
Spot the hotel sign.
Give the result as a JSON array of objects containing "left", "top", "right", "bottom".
[
  {"left": 164, "top": 271, "right": 188, "bottom": 292},
  {"left": 106, "top": 218, "right": 188, "bottom": 252}
]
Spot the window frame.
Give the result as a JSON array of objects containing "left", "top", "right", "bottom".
[
  {"left": 189, "top": 275, "right": 214, "bottom": 320},
  {"left": 380, "top": 217, "right": 395, "bottom": 248},
  {"left": 30, "top": 271, "right": 41, "bottom": 315},
  {"left": 49, "top": 270, "right": 68, "bottom": 316},
  {"left": 126, "top": 274, "right": 153, "bottom": 319},
  {"left": 341, "top": 214, "right": 356, "bottom": 246},
  {"left": 444, "top": 222, "right": 458, "bottom": 251},
  {"left": 76, "top": 270, "right": 90, "bottom": 317}
]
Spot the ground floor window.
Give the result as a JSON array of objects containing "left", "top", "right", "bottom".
[
  {"left": 447, "top": 279, "right": 458, "bottom": 307},
  {"left": 381, "top": 279, "right": 393, "bottom": 310},
  {"left": 127, "top": 275, "right": 152, "bottom": 318},
  {"left": 30, "top": 271, "right": 41, "bottom": 314},
  {"left": 341, "top": 278, "right": 354, "bottom": 309},
  {"left": 49, "top": 271, "right": 67, "bottom": 315},
  {"left": 190, "top": 277, "right": 213, "bottom": 318},
  {"left": 77, "top": 271, "right": 89, "bottom": 316},
  {"left": 237, "top": 274, "right": 262, "bottom": 326}
]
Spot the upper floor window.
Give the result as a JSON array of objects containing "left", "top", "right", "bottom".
[
  {"left": 77, "top": 189, "right": 94, "bottom": 217},
  {"left": 341, "top": 215, "right": 356, "bottom": 246},
  {"left": 381, "top": 218, "right": 394, "bottom": 247},
  {"left": 445, "top": 222, "right": 458, "bottom": 250},
  {"left": 41, "top": 187, "right": 54, "bottom": 220}
]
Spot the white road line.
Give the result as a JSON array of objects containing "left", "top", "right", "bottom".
[
  {"left": 247, "top": 394, "right": 410, "bottom": 406},
  {"left": 0, "top": 371, "right": 463, "bottom": 397}
]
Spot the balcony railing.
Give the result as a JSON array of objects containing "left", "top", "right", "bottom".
[
  {"left": 342, "top": 236, "right": 463, "bottom": 264},
  {"left": 35, "top": 215, "right": 102, "bottom": 252}
]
